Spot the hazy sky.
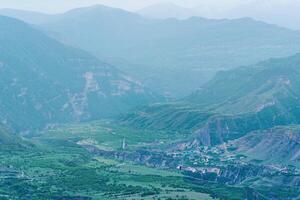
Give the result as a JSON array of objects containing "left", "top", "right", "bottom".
[
  {"left": 0, "top": 0, "right": 257, "bottom": 13},
  {"left": 0, "top": 0, "right": 297, "bottom": 14},
  {"left": 0, "top": 0, "right": 299, "bottom": 29}
]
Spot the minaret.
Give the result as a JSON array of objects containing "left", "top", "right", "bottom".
[{"left": 122, "top": 138, "right": 126, "bottom": 150}]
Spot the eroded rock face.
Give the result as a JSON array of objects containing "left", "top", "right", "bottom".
[
  {"left": 230, "top": 127, "right": 300, "bottom": 164},
  {"left": 0, "top": 16, "right": 161, "bottom": 132}
]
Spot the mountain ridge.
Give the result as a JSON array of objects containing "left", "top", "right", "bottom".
[
  {"left": 0, "top": 8, "right": 56, "bottom": 24},
  {"left": 40, "top": 6, "right": 300, "bottom": 97},
  {"left": 2, "top": 5, "right": 300, "bottom": 97}
]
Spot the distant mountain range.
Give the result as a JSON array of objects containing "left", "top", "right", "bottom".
[
  {"left": 0, "top": 15, "right": 160, "bottom": 132},
  {"left": 224, "top": 0, "right": 300, "bottom": 30},
  {"left": 2, "top": 5, "right": 300, "bottom": 98},
  {"left": 122, "top": 53, "right": 300, "bottom": 147},
  {"left": 137, "top": 1, "right": 300, "bottom": 30},
  {"left": 0, "top": 8, "right": 55, "bottom": 24}
]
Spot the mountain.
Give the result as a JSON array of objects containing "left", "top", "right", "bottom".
[
  {"left": 223, "top": 0, "right": 300, "bottom": 30},
  {"left": 0, "top": 15, "right": 160, "bottom": 132},
  {"left": 25, "top": 5, "right": 300, "bottom": 98},
  {"left": 138, "top": 3, "right": 196, "bottom": 19},
  {"left": 230, "top": 126, "right": 300, "bottom": 166},
  {"left": 140, "top": 0, "right": 300, "bottom": 31},
  {"left": 121, "top": 54, "right": 300, "bottom": 145},
  {"left": 0, "top": 8, "right": 55, "bottom": 24},
  {"left": 188, "top": 54, "right": 300, "bottom": 113}
]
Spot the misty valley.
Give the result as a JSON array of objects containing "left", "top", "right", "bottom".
[{"left": 0, "top": 3, "right": 300, "bottom": 200}]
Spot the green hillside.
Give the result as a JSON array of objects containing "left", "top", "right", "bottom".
[{"left": 122, "top": 54, "right": 300, "bottom": 145}]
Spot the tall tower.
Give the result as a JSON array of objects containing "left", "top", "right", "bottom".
[{"left": 122, "top": 138, "right": 126, "bottom": 150}]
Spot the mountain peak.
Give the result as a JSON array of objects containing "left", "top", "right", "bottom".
[{"left": 64, "top": 4, "right": 138, "bottom": 18}]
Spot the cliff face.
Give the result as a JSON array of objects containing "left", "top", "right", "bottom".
[
  {"left": 230, "top": 126, "right": 300, "bottom": 165},
  {"left": 121, "top": 101, "right": 300, "bottom": 146}
]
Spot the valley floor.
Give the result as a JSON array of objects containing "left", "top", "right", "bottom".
[{"left": 1, "top": 121, "right": 299, "bottom": 200}]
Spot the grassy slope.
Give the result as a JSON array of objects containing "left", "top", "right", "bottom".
[{"left": 41, "top": 120, "right": 191, "bottom": 151}]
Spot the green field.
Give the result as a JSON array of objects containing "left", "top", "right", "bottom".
[
  {"left": 0, "top": 121, "right": 257, "bottom": 200},
  {"left": 40, "top": 120, "right": 191, "bottom": 151},
  {"left": 0, "top": 140, "right": 214, "bottom": 200}
]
